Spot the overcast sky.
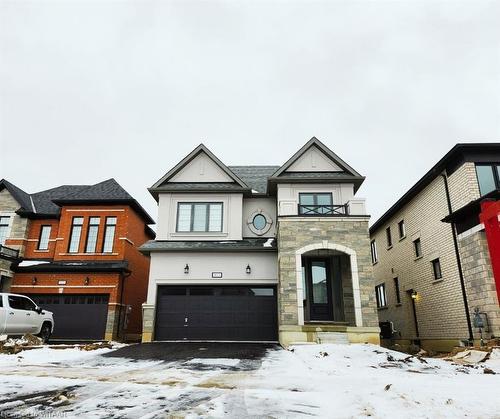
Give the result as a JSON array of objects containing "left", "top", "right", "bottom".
[{"left": 1, "top": 0, "right": 499, "bottom": 226}]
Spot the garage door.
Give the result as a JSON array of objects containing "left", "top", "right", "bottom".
[
  {"left": 30, "top": 294, "right": 109, "bottom": 340},
  {"left": 155, "top": 286, "right": 278, "bottom": 342}
]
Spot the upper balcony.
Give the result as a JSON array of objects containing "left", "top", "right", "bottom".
[
  {"left": 0, "top": 244, "right": 20, "bottom": 260},
  {"left": 298, "top": 203, "right": 349, "bottom": 216}
]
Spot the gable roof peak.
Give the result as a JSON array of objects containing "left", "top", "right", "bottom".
[
  {"left": 271, "top": 136, "right": 363, "bottom": 179},
  {"left": 150, "top": 143, "right": 248, "bottom": 193}
]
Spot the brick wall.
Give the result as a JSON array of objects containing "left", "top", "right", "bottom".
[{"left": 372, "top": 163, "right": 483, "bottom": 345}]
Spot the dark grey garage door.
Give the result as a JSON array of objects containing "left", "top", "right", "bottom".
[
  {"left": 155, "top": 286, "right": 278, "bottom": 342},
  {"left": 30, "top": 294, "right": 109, "bottom": 340}
]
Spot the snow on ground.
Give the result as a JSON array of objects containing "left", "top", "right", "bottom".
[{"left": 0, "top": 343, "right": 499, "bottom": 418}]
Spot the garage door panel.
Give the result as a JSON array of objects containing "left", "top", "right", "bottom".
[
  {"left": 29, "top": 294, "right": 109, "bottom": 340},
  {"left": 155, "top": 286, "right": 277, "bottom": 341}
]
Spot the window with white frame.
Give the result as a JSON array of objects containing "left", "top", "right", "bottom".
[
  {"left": 102, "top": 217, "right": 117, "bottom": 253},
  {"left": 68, "top": 217, "right": 84, "bottom": 253},
  {"left": 37, "top": 225, "right": 51, "bottom": 250},
  {"left": 0, "top": 216, "right": 11, "bottom": 245},
  {"left": 176, "top": 203, "right": 223, "bottom": 232}
]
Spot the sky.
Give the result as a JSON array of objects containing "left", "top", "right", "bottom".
[{"left": 1, "top": 0, "right": 499, "bottom": 226}]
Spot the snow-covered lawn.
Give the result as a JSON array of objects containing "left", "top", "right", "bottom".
[{"left": 0, "top": 343, "right": 499, "bottom": 418}]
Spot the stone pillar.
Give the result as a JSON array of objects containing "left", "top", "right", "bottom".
[
  {"left": 104, "top": 305, "right": 121, "bottom": 341},
  {"left": 142, "top": 304, "right": 155, "bottom": 342}
]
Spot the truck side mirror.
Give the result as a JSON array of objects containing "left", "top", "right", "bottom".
[{"left": 35, "top": 306, "right": 43, "bottom": 314}]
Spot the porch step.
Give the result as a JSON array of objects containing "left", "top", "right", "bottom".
[{"left": 316, "top": 332, "right": 349, "bottom": 345}]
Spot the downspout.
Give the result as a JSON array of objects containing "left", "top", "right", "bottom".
[
  {"left": 440, "top": 173, "right": 474, "bottom": 343},
  {"left": 118, "top": 270, "right": 131, "bottom": 341}
]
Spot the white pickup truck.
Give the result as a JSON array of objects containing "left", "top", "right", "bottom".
[{"left": 0, "top": 293, "right": 54, "bottom": 342}]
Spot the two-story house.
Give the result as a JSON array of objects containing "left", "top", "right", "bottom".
[
  {"left": 0, "top": 180, "right": 30, "bottom": 291},
  {"left": 140, "top": 138, "right": 379, "bottom": 345},
  {"left": 5, "top": 179, "right": 154, "bottom": 341},
  {"left": 370, "top": 143, "right": 500, "bottom": 352}
]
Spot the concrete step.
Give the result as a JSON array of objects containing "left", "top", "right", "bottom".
[{"left": 316, "top": 332, "right": 349, "bottom": 345}]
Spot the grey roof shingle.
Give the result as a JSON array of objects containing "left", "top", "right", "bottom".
[
  {"left": 13, "top": 260, "right": 130, "bottom": 273},
  {"left": 2, "top": 178, "right": 154, "bottom": 224},
  {"left": 152, "top": 183, "right": 249, "bottom": 192},
  {"left": 228, "top": 166, "right": 280, "bottom": 193},
  {"left": 140, "top": 238, "right": 277, "bottom": 253}
]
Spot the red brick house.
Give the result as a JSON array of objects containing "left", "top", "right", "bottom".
[{"left": 3, "top": 179, "right": 154, "bottom": 341}]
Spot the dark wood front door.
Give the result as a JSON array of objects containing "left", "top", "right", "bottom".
[{"left": 304, "top": 258, "right": 334, "bottom": 321}]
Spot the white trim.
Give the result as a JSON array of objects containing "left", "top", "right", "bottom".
[
  {"left": 65, "top": 209, "right": 125, "bottom": 212},
  {"left": 119, "top": 237, "right": 134, "bottom": 245},
  {"left": 279, "top": 216, "right": 369, "bottom": 222},
  {"left": 294, "top": 242, "right": 363, "bottom": 327},
  {"left": 57, "top": 252, "right": 119, "bottom": 256},
  {"left": 154, "top": 279, "right": 277, "bottom": 285},
  {"left": 457, "top": 223, "right": 485, "bottom": 240},
  {"left": 10, "top": 285, "right": 117, "bottom": 289}
]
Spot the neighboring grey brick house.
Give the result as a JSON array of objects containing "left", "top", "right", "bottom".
[
  {"left": 370, "top": 144, "right": 500, "bottom": 352},
  {"left": 0, "top": 180, "right": 30, "bottom": 291},
  {"left": 140, "top": 138, "right": 380, "bottom": 345}
]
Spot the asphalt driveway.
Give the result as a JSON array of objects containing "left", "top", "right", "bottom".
[{"left": 104, "top": 342, "right": 279, "bottom": 367}]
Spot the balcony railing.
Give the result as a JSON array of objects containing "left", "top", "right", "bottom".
[
  {"left": 298, "top": 204, "right": 349, "bottom": 216},
  {"left": 0, "top": 244, "right": 20, "bottom": 259}
]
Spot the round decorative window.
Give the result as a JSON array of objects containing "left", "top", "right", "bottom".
[
  {"left": 247, "top": 210, "right": 273, "bottom": 236},
  {"left": 252, "top": 214, "right": 267, "bottom": 230}
]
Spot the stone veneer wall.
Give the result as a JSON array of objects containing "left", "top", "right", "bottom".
[
  {"left": 277, "top": 217, "right": 378, "bottom": 328},
  {"left": 459, "top": 228, "right": 500, "bottom": 340},
  {"left": 0, "top": 189, "right": 29, "bottom": 288},
  {"left": 0, "top": 189, "right": 30, "bottom": 257}
]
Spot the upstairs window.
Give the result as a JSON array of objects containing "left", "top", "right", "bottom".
[
  {"left": 375, "top": 283, "right": 387, "bottom": 308},
  {"left": 299, "top": 193, "right": 334, "bottom": 215},
  {"left": 68, "top": 217, "right": 84, "bottom": 253},
  {"left": 393, "top": 277, "right": 401, "bottom": 305},
  {"left": 398, "top": 220, "right": 406, "bottom": 239},
  {"left": 476, "top": 164, "right": 500, "bottom": 196},
  {"left": 414, "top": 238, "right": 422, "bottom": 258},
  {"left": 102, "top": 217, "right": 117, "bottom": 253},
  {"left": 85, "top": 217, "right": 100, "bottom": 253},
  {"left": 176, "top": 203, "right": 223, "bottom": 232},
  {"left": 37, "top": 225, "right": 51, "bottom": 250},
  {"left": 370, "top": 240, "right": 378, "bottom": 264},
  {"left": 0, "top": 216, "right": 11, "bottom": 245},
  {"left": 431, "top": 258, "right": 442, "bottom": 280},
  {"left": 386, "top": 227, "right": 392, "bottom": 248}
]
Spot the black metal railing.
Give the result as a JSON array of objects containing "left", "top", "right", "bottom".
[
  {"left": 298, "top": 204, "right": 349, "bottom": 216},
  {"left": 0, "top": 244, "right": 19, "bottom": 259}
]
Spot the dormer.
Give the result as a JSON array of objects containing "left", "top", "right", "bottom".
[{"left": 268, "top": 137, "right": 367, "bottom": 216}]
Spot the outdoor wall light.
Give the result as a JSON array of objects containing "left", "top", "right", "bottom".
[
  {"left": 84, "top": 277, "right": 90, "bottom": 286},
  {"left": 411, "top": 290, "right": 418, "bottom": 300},
  {"left": 184, "top": 264, "right": 190, "bottom": 274},
  {"left": 246, "top": 264, "right": 251, "bottom": 274},
  {"left": 32, "top": 277, "right": 37, "bottom": 285}
]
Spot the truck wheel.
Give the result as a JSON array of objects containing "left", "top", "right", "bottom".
[{"left": 38, "top": 323, "right": 51, "bottom": 344}]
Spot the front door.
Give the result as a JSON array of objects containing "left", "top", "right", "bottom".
[{"left": 304, "top": 258, "right": 333, "bottom": 321}]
